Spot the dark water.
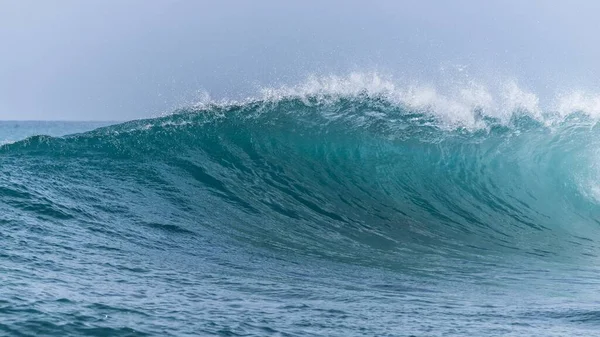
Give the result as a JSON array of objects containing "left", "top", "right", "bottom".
[{"left": 2, "top": 97, "right": 600, "bottom": 336}]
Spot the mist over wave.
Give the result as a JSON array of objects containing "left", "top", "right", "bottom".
[{"left": 231, "top": 73, "right": 600, "bottom": 128}]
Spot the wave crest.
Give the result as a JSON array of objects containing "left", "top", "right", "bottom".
[{"left": 3, "top": 89, "right": 600, "bottom": 263}]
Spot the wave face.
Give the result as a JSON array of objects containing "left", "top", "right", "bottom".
[{"left": 4, "top": 85, "right": 600, "bottom": 336}]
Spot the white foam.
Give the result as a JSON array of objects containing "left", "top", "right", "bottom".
[
  {"left": 185, "top": 72, "right": 600, "bottom": 130},
  {"left": 554, "top": 91, "right": 600, "bottom": 118},
  {"left": 257, "top": 72, "right": 548, "bottom": 129},
  {"left": 499, "top": 81, "right": 541, "bottom": 118}
]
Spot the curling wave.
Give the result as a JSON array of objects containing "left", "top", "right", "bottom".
[{"left": 3, "top": 80, "right": 600, "bottom": 266}]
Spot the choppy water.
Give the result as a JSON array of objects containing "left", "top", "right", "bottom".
[{"left": 3, "top": 79, "right": 600, "bottom": 336}]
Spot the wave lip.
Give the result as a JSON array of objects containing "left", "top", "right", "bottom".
[{"left": 251, "top": 73, "right": 600, "bottom": 129}]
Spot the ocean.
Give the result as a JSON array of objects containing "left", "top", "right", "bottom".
[{"left": 3, "top": 79, "right": 600, "bottom": 336}]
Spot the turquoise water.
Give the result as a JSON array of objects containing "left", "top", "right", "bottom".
[{"left": 2, "top": 95, "right": 600, "bottom": 336}]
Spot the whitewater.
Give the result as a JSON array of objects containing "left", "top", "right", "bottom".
[{"left": 3, "top": 74, "right": 600, "bottom": 336}]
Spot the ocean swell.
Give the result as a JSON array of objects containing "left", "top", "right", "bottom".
[{"left": 3, "top": 86, "right": 600, "bottom": 266}]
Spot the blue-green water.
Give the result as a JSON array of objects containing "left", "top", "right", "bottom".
[{"left": 3, "top": 96, "right": 600, "bottom": 336}]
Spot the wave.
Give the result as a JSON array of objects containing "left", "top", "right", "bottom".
[{"left": 3, "top": 75, "right": 600, "bottom": 267}]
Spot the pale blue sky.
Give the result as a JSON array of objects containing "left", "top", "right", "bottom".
[{"left": 1, "top": 0, "right": 600, "bottom": 120}]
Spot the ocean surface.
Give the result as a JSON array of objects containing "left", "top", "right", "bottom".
[{"left": 4, "top": 80, "right": 600, "bottom": 336}]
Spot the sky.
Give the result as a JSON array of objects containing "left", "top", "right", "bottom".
[{"left": 1, "top": 0, "right": 600, "bottom": 121}]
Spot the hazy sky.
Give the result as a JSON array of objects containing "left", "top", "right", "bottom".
[{"left": 2, "top": 0, "right": 600, "bottom": 120}]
